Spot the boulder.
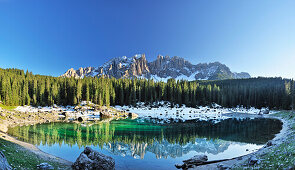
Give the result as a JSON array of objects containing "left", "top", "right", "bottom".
[
  {"left": 128, "top": 112, "right": 138, "bottom": 119},
  {"left": 260, "top": 108, "right": 270, "bottom": 114},
  {"left": 37, "top": 163, "right": 54, "bottom": 170},
  {"left": 77, "top": 117, "right": 84, "bottom": 122},
  {"left": 217, "top": 164, "right": 231, "bottom": 170},
  {"left": 0, "top": 151, "right": 12, "bottom": 170},
  {"left": 72, "top": 147, "right": 115, "bottom": 170},
  {"left": 266, "top": 141, "right": 273, "bottom": 147},
  {"left": 0, "top": 123, "right": 8, "bottom": 133},
  {"left": 100, "top": 112, "right": 113, "bottom": 119},
  {"left": 248, "top": 156, "right": 259, "bottom": 166},
  {"left": 74, "top": 106, "right": 81, "bottom": 110},
  {"left": 175, "top": 164, "right": 184, "bottom": 169}
]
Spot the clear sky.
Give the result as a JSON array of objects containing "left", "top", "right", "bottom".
[{"left": 0, "top": 0, "right": 294, "bottom": 78}]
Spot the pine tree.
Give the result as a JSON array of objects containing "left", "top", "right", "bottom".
[{"left": 76, "top": 80, "right": 82, "bottom": 104}]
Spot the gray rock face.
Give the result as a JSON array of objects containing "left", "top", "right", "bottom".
[
  {"left": 233, "top": 72, "right": 251, "bottom": 79},
  {"left": 62, "top": 54, "right": 150, "bottom": 79},
  {"left": 61, "top": 54, "right": 251, "bottom": 81},
  {"left": 72, "top": 147, "right": 115, "bottom": 170},
  {"left": 148, "top": 55, "right": 194, "bottom": 79},
  {"left": 36, "top": 163, "right": 54, "bottom": 170},
  {"left": 63, "top": 67, "right": 96, "bottom": 79},
  {"left": 0, "top": 151, "right": 12, "bottom": 170}
]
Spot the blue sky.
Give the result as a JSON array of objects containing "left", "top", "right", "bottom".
[{"left": 0, "top": 0, "right": 294, "bottom": 78}]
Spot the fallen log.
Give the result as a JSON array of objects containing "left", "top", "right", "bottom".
[{"left": 175, "top": 156, "right": 243, "bottom": 169}]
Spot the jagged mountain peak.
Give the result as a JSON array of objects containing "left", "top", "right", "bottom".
[{"left": 61, "top": 54, "right": 250, "bottom": 81}]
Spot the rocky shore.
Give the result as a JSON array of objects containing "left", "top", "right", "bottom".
[
  {"left": 0, "top": 106, "right": 71, "bottom": 169},
  {"left": 0, "top": 107, "right": 59, "bottom": 133},
  {"left": 0, "top": 102, "right": 137, "bottom": 169}
]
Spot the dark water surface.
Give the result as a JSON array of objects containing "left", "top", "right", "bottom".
[{"left": 7, "top": 118, "right": 282, "bottom": 170}]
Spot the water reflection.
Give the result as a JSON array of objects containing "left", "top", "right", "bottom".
[{"left": 8, "top": 118, "right": 282, "bottom": 160}]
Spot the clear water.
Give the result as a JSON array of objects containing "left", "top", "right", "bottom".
[{"left": 7, "top": 118, "right": 282, "bottom": 170}]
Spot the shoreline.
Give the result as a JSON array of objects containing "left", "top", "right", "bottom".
[
  {"left": 190, "top": 112, "right": 291, "bottom": 169},
  {"left": 0, "top": 107, "right": 291, "bottom": 169},
  {"left": 0, "top": 109, "right": 73, "bottom": 169},
  {"left": 0, "top": 130, "right": 73, "bottom": 167}
]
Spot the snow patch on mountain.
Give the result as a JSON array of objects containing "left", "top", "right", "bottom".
[{"left": 61, "top": 54, "right": 251, "bottom": 81}]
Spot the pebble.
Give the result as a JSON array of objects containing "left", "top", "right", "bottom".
[{"left": 217, "top": 164, "right": 231, "bottom": 170}]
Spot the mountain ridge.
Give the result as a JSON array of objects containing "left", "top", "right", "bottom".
[{"left": 61, "top": 54, "right": 251, "bottom": 81}]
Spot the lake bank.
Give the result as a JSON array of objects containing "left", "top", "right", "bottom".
[
  {"left": 0, "top": 108, "right": 72, "bottom": 169},
  {"left": 191, "top": 111, "right": 294, "bottom": 169},
  {"left": 0, "top": 104, "right": 138, "bottom": 169},
  {"left": 0, "top": 105, "right": 292, "bottom": 169},
  {"left": 0, "top": 133, "right": 72, "bottom": 169}
]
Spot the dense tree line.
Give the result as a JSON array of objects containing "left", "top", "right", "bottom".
[
  {"left": 0, "top": 68, "right": 294, "bottom": 109},
  {"left": 199, "top": 77, "right": 295, "bottom": 109}
]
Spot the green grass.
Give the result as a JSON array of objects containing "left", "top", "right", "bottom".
[
  {"left": 257, "top": 140, "right": 295, "bottom": 169},
  {"left": 234, "top": 111, "right": 295, "bottom": 169},
  {"left": 0, "top": 104, "right": 17, "bottom": 111},
  {"left": 0, "top": 138, "right": 71, "bottom": 170}
]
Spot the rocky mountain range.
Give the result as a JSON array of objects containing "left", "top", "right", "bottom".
[
  {"left": 103, "top": 138, "right": 230, "bottom": 160},
  {"left": 61, "top": 54, "right": 250, "bottom": 81}
]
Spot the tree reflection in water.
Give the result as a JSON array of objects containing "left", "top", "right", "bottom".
[{"left": 8, "top": 118, "right": 282, "bottom": 159}]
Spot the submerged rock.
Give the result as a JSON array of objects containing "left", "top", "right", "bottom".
[
  {"left": 0, "top": 151, "right": 12, "bottom": 170},
  {"left": 72, "top": 147, "right": 115, "bottom": 170},
  {"left": 36, "top": 163, "right": 54, "bottom": 170}
]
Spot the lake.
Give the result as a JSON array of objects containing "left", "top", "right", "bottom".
[{"left": 7, "top": 117, "right": 282, "bottom": 170}]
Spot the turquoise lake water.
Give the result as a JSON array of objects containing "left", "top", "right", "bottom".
[{"left": 8, "top": 118, "right": 282, "bottom": 170}]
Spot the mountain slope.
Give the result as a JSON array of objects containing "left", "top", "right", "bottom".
[{"left": 61, "top": 54, "right": 250, "bottom": 81}]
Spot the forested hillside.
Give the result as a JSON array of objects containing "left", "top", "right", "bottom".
[{"left": 0, "top": 68, "right": 294, "bottom": 109}]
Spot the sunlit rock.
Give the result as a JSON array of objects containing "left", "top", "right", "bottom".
[{"left": 72, "top": 147, "right": 115, "bottom": 170}]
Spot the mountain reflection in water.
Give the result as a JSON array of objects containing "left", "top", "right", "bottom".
[{"left": 8, "top": 118, "right": 282, "bottom": 159}]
